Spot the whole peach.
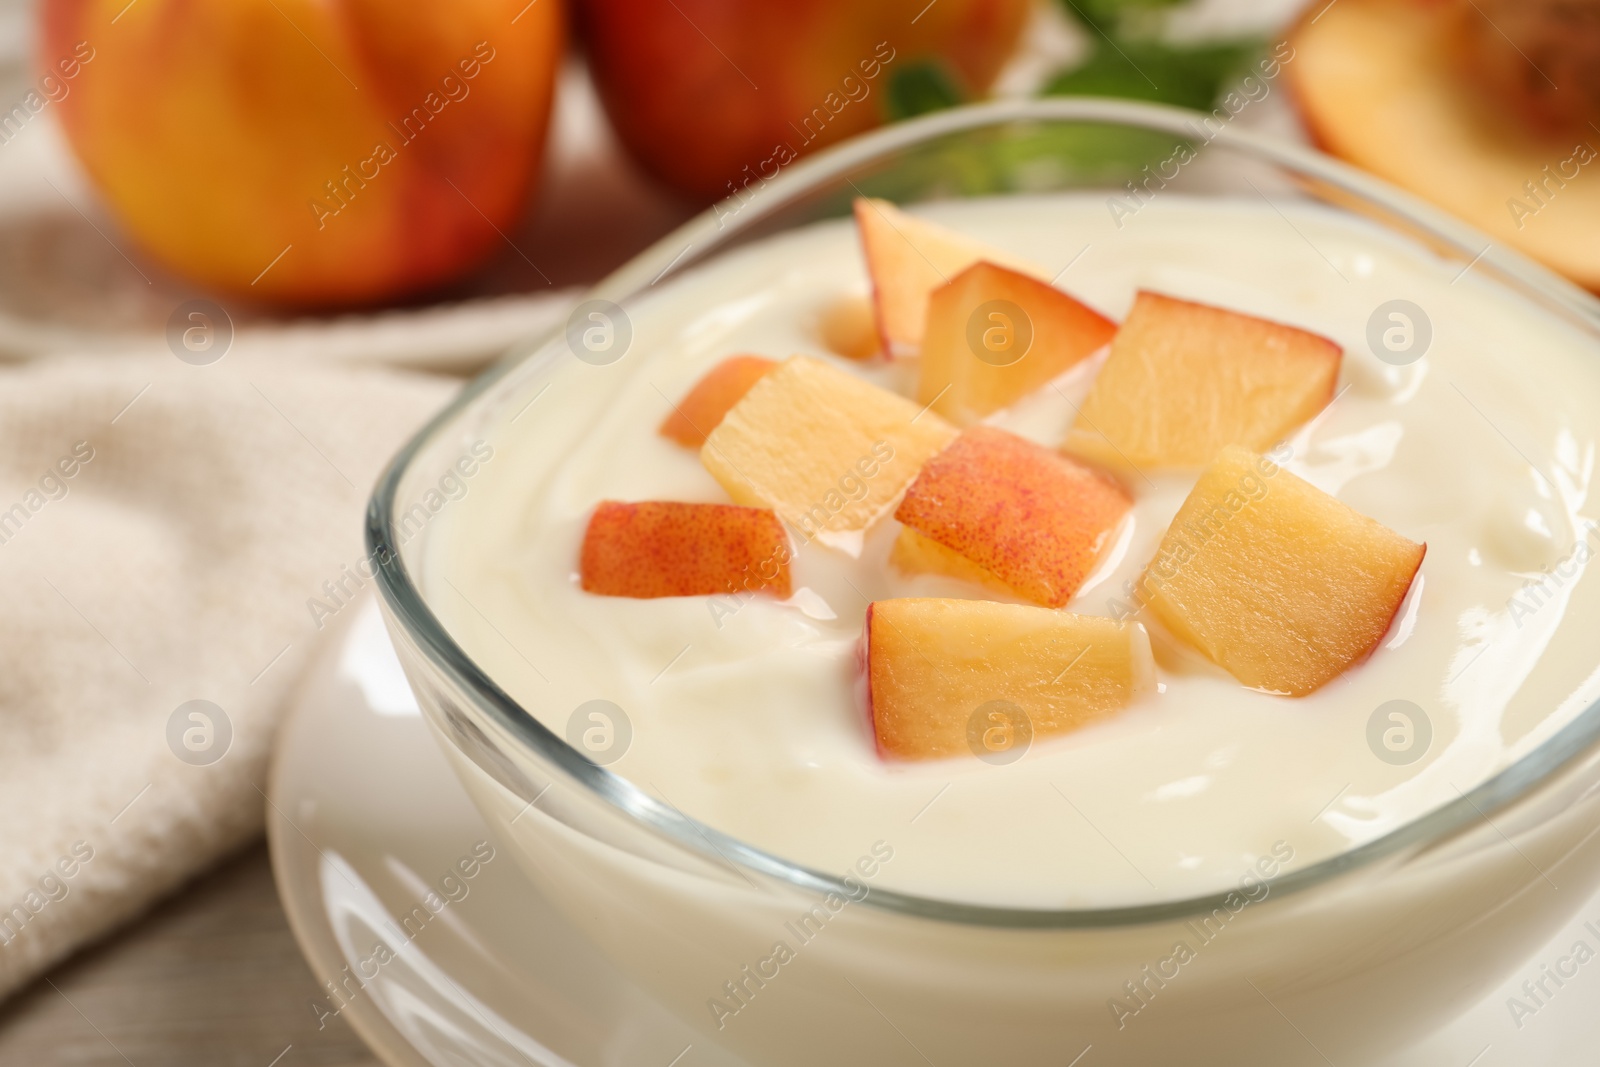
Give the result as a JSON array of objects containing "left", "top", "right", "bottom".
[
  {"left": 42, "top": 0, "right": 563, "bottom": 306},
  {"left": 578, "top": 0, "right": 1030, "bottom": 202}
]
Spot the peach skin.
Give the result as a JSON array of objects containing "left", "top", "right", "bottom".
[
  {"left": 580, "top": 500, "right": 792, "bottom": 600},
  {"left": 893, "top": 425, "right": 1131, "bottom": 607}
]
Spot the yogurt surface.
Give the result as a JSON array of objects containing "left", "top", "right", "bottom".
[{"left": 424, "top": 194, "right": 1600, "bottom": 909}]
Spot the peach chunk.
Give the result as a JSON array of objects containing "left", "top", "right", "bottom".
[
  {"left": 865, "top": 598, "right": 1154, "bottom": 761},
  {"left": 893, "top": 426, "right": 1130, "bottom": 607},
  {"left": 579, "top": 500, "right": 791, "bottom": 599},
  {"left": 818, "top": 294, "right": 881, "bottom": 361},
  {"left": 1066, "top": 291, "right": 1341, "bottom": 469},
  {"left": 854, "top": 198, "right": 1044, "bottom": 356},
  {"left": 1138, "top": 446, "right": 1424, "bottom": 696},
  {"left": 659, "top": 355, "right": 780, "bottom": 447},
  {"left": 701, "top": 356, "right": 956, "bottom": 545},
  {"left": 919, "top": 262, "right": 1118, "bottom": 425},
  {"left": 889, "top": 527, "right": 1016, "bottom": 597}
]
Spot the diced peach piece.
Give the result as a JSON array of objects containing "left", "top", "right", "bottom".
[
  {"left": 1066, "top": 291, "right": 1341, "bottom": 469},
  {"left": 818, "top": 294, "right": 881, "bottom": 361},
  {"left": 854, "top": 198, "right": 1045, "bottom": 356},
  {"left": 864, "top": 598, "right": 1154, "bottom": 761},
  {"left": 889, "top": 527, "right": 1016, "bottom": 596},
  {"left": 701, "top": 356, "right": 957, "bottom": 545},
  {"left": 659, "top": 355, "right": 780, "bottom": 447},
  {"left": 919, "top": 262, "right": 1117, "bottom": 425},
  {"left": 579, "top": 500, "right": 791, "bottom": 599},
  {"left": 1139, "top": 446, "right": 1425, "bottom": 696},
  {"left": 893, "top": 426, "right": 1130, "bottom": 607}
]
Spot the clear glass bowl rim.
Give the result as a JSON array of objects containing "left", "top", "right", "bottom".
[{"left": 368, "top": 97, "right": 1600, "bottom": 929}]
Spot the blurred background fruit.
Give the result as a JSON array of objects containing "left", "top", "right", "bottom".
[
  {"left": 575, "top": 0, "right": 1032, "bottom": 202},
  {"left": 1286, "top": 0, "right": 1600, "bottom": 292},
  {"left": 42, "top": 0, "right": 563, "bottom": 306},
  {"left": 6, "top": 0, "right": 1595, "bottom": 322},
  {"left": 1445, "top": 0, "right": 1600, "bottom": 139}
]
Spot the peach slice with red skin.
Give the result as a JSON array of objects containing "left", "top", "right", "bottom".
[
  {"left": 579, "top": 500, "right": 791, "bottom": 599},
  {"left": 659, "top": 355, "right": 780, "bottom": 447},
  {"left": 919, "top": 261, "right": 1118, "bottom": 425},
  {"left": 864, "top": 598, "right": 1154, "bottom": 761},
  {"left": 1138, "top": 446, "right": 1425, "bottom": 696},
  {"left": 893, "top": 426, "right": 1131, "bottom": 607},
  {"left": 1065, "top": 291, "right": 1341, "bottom": 469},
  {"left": 853, "top": 198, "right": 1045, "bottom": 356},
  {"left": 701, "top": 356, "right": 957, "bottom": 544}
]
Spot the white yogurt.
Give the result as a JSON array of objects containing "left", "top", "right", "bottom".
[{"left": 425, "top": 194, "right": 1600, "bottom": 909}]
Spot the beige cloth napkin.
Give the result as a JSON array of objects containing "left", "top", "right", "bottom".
[
  {"left": 0, "top": 310, "right": 567, "bottom": 1000},
  {"left": 0, "top": 47, "right": 649, "bottom": 1004}
]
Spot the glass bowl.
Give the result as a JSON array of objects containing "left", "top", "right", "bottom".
[{"left": 368, "top": 98, "right": 1600, "bottom": 1066}]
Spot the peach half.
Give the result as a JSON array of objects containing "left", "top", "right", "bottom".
[
  {"left": 893, "top": 426, "right": 1130, "bottom": 607},
  {"left": 1139, "top": 446, "right": 1425, "bottom": 696},
  {"left": 1066, "top": 291, "right": 1341, "bottom": 470},
  {"left": 1286, "top": 0, "right": 1600, "bottom": 291},
  {"left": 864, "top": 598, "right": 1154, "bottom": 761},
  {"left": 579, "top": 500, "right": 791, "bottom": 599},
  {"left": 918, "top": 261, "right": 1118, "bottom": 426}
]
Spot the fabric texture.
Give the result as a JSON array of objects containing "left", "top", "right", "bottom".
[{"left": 0, "top": 299, "right": 566, "bottom": 1000}]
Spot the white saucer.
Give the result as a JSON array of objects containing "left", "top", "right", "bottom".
[{"left": 267, "top": 594, "right": 1598, "bottom": 1066}]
